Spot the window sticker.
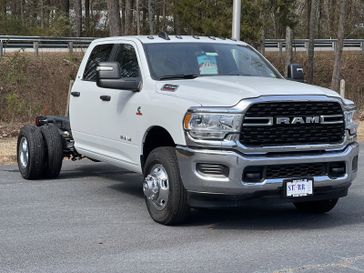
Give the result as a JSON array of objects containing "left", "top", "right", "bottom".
[
  {"left": 205, "top": 52, "right": 219, "bottom": 57},
  {"left": 197, "top": 53, "right": 218, "bottom": 75}
]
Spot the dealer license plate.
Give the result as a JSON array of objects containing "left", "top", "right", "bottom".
[{"left": 285, "top": 178, "right": 313, "bottom": 197}]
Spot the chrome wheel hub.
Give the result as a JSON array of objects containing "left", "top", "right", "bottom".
[
  {"left": 143, "top": 164, "right": 169, "bottom": 210},
  {"left": 19, "top": 137, "right": 29, "bottom": 168}
]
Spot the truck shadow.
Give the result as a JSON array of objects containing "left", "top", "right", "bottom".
[
  {"left": 184, "top": 200, "right": 364, "bottom": 230},
  {"left": 58, "top": 162, "right": 135, "bottom": 180},
  {"left": 57, "top": 162, "right": 364, "bottom": 231},
  {"left": 58, "top": 162, "right": 145, "bottom": 198}
]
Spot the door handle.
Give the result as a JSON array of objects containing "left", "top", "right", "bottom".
[
  {"left": 100, "top": 95, "right": 111, "bottom": 102},
  {"left": 71, "top": 91, "right": 80, "bottom": 97}
]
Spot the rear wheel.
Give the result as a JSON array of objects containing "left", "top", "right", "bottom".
[
  {"left": 40, "top": 124, "right": 64, "bottom": 178},
  {"left": 143, "top": 147, "right": 190, "bottom": 225},
  {"left": 17, "top": 125, "right": 45, "bottom": 180},
  {"left": 293, "top": 199, "right": 338, "bottom": 213}
]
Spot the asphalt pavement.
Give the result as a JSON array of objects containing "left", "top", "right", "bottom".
[{"left": 0, "top": 144, "right": 364, "bottom": 273}]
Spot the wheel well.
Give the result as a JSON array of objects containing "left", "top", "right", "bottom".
[{"left": 142, "top": 126, "right": 175, "bottom": 170}]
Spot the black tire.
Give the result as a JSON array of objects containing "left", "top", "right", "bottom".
[
  {"left": 17, "top": 125, "right": 45, "bottom": 180},
  {"left": 293, "top": 199, "right": 338, "bottom": 213},
  {"left": 40, "top": 124, "right": 64, "bottom": 178},
  {"left": 143, "top": 147, "right": 190, "bottom": 225}
]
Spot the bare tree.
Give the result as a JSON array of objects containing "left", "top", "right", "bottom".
[
  {"left": 173, "top": 2, "right": 181, "bottom": 34},
  {"left": 305, "top": 0, "right": 311, "bottom": 38},
  {"left": 258, "top": 2, "right": 266, "bottom": 55},
  {"left": 328, "top": 0, "right": 338, "bottom": 37},
  {"left": 285, "top": 26, "right": 293, "bottom": 77},
  {"left": 10, "top": 0, "right": 21, "bottom": 16},
  {"left": 124, "top": 0, "right": 132, "bottom": 35},
  {"left": 141, "top": 2, "right": 148, "bottom": 34},
  {"left": 136, "top": 0, "right": 141, "bottom": 35},
  {"left": 155, "top": 1, "right": 159, "bottom": 32},
  {"left": 148, "top": 0, "right": 155, "bottom": 34},
  {"left": 0, "top": 0, "right": 6, "bottom": 15},
  {"left": 331, "top": 0, "right": 347, "bottom": 91},
  {"left": 60, "top": 0, "right": 69, "bottom": 17},
  {"left": 74, "top": 0, "right": 82, "bottom": 36},
  {"left": 162, "top": 0, "right": 166, "bottom": 31},
  {"left": 107, "top": 0, "right": 122, "bottom": 36},
  {"left": 85, "top": 0, "right": 90, "bottom": 35},
  {"left": 40, "top": 0, "right": 45, "bottom": 28},
  {"left": 307, "top": 0, "right": 319, "bottom": 84}
]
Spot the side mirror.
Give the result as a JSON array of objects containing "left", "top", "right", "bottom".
[
  {"left": 287, "top": 64, "right": 305, "bottom": 83},
  {"left": 96, "top": 62, "right": 141, "bottom": 91}
]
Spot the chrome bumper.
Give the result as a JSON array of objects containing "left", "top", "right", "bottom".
[{"left": 176, "top": 142, "right": 359, "bottom": 196}]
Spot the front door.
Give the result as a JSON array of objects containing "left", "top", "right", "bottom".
[{"left": 70, "top": 42, "right": 143, "bottom": 168}]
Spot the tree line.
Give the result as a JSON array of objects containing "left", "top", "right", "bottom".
[
  {"left": 0, "top": 1, "right": 363, "bottom": 39},
  {"left": 0, "top": 0, "right": 363, "bottom": 90}
]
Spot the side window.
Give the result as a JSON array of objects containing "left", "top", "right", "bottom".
[
  {"left": 83, "top": 44, "right": 114, "bottom": 81},
  {"left": 114, "top": 44, "right": 140, "bottom": 78}
]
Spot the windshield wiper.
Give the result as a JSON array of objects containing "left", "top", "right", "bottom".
[{"left": 158, "top": 74, "right": 199, "bottom": 80}]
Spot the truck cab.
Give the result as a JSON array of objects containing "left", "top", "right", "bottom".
[{"left": 17, "top": 35, "right": 359, "bottom": 225}]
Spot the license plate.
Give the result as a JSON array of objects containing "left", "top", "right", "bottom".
[{"left": 285, "top": 178, "right": 313, "bottom": 197}]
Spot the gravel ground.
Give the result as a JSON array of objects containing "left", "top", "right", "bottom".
[{"left": 0, "top": 138, "right": 17, "bottom": 165}]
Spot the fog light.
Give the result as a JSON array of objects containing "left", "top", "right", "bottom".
[
  {"left": 328, "top": 162, "right": 346, "bottom": 178},
  {"left": 243, "top": 166, "right": 264, "bottom": 182}
]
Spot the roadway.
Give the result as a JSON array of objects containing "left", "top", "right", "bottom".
[{"left": 0, "top": 144, "right": 363, "bottom": 273}]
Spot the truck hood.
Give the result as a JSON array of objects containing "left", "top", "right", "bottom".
[{"left": 157, "top": 76, "right": 341, "bottom": 107}]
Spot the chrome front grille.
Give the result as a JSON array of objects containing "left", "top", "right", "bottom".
[{"left": 240, "top": 101, "right": 345, "bottom": 146}]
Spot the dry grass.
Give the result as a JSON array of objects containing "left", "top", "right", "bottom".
[
  {"left": 358, "top": 121, "right": 364, "bottom": 141},
  {"left": 0, "top": 52, "right": 82, "bottom": 123},
  {"left": 0, "top": 137, "right": 17, "bottom": 165}
]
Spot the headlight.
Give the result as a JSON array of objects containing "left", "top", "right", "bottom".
[
  {"left": 183, "top": 112, "right": 243, "bottom": 140},
  {"left": 344, "top": 110, "right": 355, "bottom": 125},
  {"left": 344, "top": 103, "right": 357, "bottom": 135}
]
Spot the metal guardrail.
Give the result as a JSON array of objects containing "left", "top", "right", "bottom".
[
  {"left": 0, "top": 35, "right": 94, "bottom": 56},
  {"left": 265, "top": 38, "right": 364, "bottom": 52},
  {"left": 0, "top": 36, "right": 364, "bottom": 56}
]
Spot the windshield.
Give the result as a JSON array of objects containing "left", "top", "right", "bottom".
[{"left": 144, "top": 43, "right": 281, "bottom": 80}]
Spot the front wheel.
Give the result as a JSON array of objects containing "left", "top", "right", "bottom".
[
  {"left": 293, "top": 199, "right": 338, "bottom": 213},
  {"left": 143, "top": 147, "right": 190, "bottom": 225}
]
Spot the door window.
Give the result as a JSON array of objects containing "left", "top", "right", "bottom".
[
  {"left": 113, "top": 44, "right": 140, "bottom": 78},
  {"left": 83, "top": 44, "right": 114, "bottom": 81}
]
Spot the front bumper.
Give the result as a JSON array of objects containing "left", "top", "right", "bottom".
[{"left": 176, "top": 142, "right": 359, "bottom": 205}]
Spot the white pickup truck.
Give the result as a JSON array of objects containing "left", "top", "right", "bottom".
[{"left": 17, "top": 34, "right": 359, "bottom": 225}]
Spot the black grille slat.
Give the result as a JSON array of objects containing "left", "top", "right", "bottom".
[
  {"left": 244, "top": 102, "right": 343, "bottom": 117},
  {"left": 241, "top": 101, "right": 345, "bottom": 146},
  {"left": 266, "top": 163, "right": 326, "bottom": 179}
]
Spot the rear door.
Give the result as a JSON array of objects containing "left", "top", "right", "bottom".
[{"left": 69, "top": 43, "right": 115, "bottom": 158}]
